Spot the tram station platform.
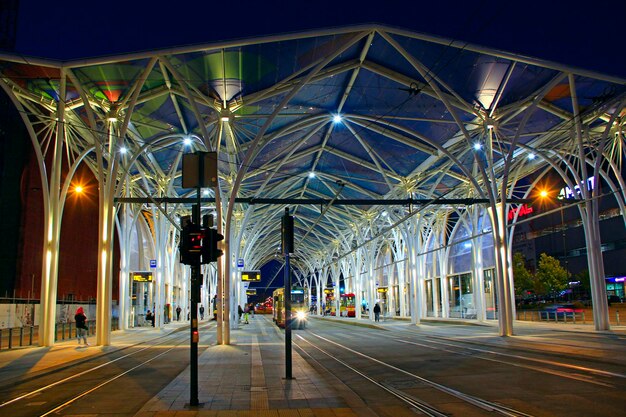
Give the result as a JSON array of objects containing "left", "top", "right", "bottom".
[{"left": 1, "top": 314, "right": 625, "bottom": 417}]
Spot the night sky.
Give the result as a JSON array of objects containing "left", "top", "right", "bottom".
[
  {"left": 8, "top": 0, "right": 626, "bottom": 298},
  {"left": 13, "top": 0, "right": 626, "bottom": 79}
]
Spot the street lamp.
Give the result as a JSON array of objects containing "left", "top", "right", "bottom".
[{"left": 538, "top": 187, "right": 570, "bottom": 299}]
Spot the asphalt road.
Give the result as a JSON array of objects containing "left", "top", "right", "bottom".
[{"left": 294, "top": 317, "right": 626, "bottom": 416}]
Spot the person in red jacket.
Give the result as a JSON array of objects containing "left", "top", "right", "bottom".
[{"left": 75, "top": 307, "right": 89, "bottom": 346}]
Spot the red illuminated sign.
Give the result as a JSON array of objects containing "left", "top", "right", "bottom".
[{"left": 508, "top": 204, "right": 534, "bottom": 221}]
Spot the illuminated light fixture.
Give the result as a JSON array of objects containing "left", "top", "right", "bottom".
[
  {"left": 539, "top": 189, "right": 549, "bottom": 198},
  {"left": 528, "top": 153, "right": 536, "bottom": 160},
  {"left": 183, "top": 137, "right": 192, "bottom": 146},
  {"left": 463, "top": 242, "right": 472, "bottom": 248},
  {"left": 202, "top": 189, "right": 210, "bottom": 196},
  {"left": 120, "top": 146, "right": 127, "bottom": 154},
  {"left": 473, "top": 142, "right": 482, "bottom": 150},
  {"left": 221, "top": 116, "right": 230, "bottom": 122},
  {"left": 75, "top": 185, "right": 84, "bottom": 193},
  {"left": 332, "top": 114, "right": 342, "bottom": 123},
  {"left": 381, "top": 211, "right": 388, "bottom": 217},
  {"left": 308, "top": 171, "right": 316, "bottom": 179},
  {"left": 107, "top": 116, "right": 118, "bottom": 122}
]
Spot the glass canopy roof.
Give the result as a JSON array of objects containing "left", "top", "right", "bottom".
[{"left": 1, "top": 25, "right": 624, "bottom": 270}]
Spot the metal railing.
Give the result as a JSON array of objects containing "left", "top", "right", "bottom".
[
  {"left": 516, "top": 309, "right": 622, "bottom": 326},
  {"left": 0, "top": 318, "right": 119, "bottom": 350}
]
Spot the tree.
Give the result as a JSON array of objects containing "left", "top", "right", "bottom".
[
  {"left": 512, "top": 252, "right": 534, "bottom": 297},
  {"left": 535, "top": 253, "right": 570, "bottom": 297}
]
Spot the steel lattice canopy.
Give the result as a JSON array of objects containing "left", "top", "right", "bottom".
[{"left": 1, "top": 25, "right": 625, "bottom": 269}]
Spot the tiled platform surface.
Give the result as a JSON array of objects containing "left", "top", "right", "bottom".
[{"left": 135, "top": 315, "right": 388, "bottom": 417}]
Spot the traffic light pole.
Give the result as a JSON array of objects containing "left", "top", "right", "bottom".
[
  {"left": 180, "top": 151, "right": 223, "bottom": 407},
  {"left": 282, "top": 208, "right": 294, "bottom": 380},
  {"left": 189, "top": 187, "right": 201, "bottom": 406},
  {"left": 284, "top": 249, "right": 292, "bottom": 379}
]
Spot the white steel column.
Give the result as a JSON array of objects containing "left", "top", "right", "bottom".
[
  {"left": 95, "top": 119, "right": 119, "bottom": 346},
  {"left": 117, "top": 202, "right": 133, "bottom": 330},
  {"left": 39, "top": 69, "right": 66, "bottom": 346}
]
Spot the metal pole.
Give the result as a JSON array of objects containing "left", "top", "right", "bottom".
[
  {"left": 283, "top": 207, "right": 293, "bottom": 380},
  {"left": 189, "top": 154, "right": 203, "bottom": 406},
  {"left": 285, "top": 250, "right": 292, "bottom": 379}
]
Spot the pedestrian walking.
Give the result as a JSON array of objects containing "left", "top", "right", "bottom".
[
  {"left": 199, "top": 305, "right": 205, "bottom": 320},
  {"left": 238, "top": 305, "right": 243, "bottom": 322},
  {"left": 146, "top": 310, "right": 155, "bottom": 327},
  {"left": 176, "top": 305, "right": 182, "bottom": 321},
  {"left": 373, "top": 302, "right": 381, "bottom": 322},
  {"left": 243, "top": 305, "right": 250, "bottom": 324},
  {"left": 75, "top": 307, "right": 89, "bottom": 346}
]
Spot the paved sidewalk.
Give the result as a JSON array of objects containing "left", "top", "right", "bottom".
[
  {"left": 134, "top": 314, "right": 385, "bottom": 417},
  {"left": 0, "top": 320, "right": 189, "bottom": 382}
]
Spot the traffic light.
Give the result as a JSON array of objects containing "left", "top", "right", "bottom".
[
  {"left": 281, "top": 208, "right": 294, "bottom": 255},
  {"left": 180, "top": 221, "right": 203, "bottom": 265},
  {"left": 202, "top": 228, "right": 224, "bottom": 263}
]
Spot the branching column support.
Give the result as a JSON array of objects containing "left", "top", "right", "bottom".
[
  {"left": 95, "top": 117, "right": 119, "bottom": 345},
  {"left": 39, "top": 69, "right": 66, "bottom": 346},
  {"left": 367, "top": 241, "right": 377, "bottom": 321},
  {"left": 351, "top": 252, "right": 361, "bottom": 319},
  {"left": 116, "top": 201, "right": 136, "bottom": 330}
]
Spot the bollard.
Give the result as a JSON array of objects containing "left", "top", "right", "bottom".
[
  {"left": 617, "top": 310, "right": 620, "bottom": 326},
  {"left": 573, "top": 312, "right": 576, "bottom": 324},
  {"left": 0, "top": 329, "right": 3, "bottom": 349},
  {"left": 582, "top": 311, "right": 585, "bottom": 324},
  {"left": 19, "top": 327, "right": 24, "bottom": 346},
  {"left": 29, "top": 326, "right": 33, "bottom": 346},
  {"left": 8, "top": 328, "right": 13, "bottom": 349}
]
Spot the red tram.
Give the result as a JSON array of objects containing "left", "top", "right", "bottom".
[{"left": 340, "top": 293, "right": 356, "bottom": 317}]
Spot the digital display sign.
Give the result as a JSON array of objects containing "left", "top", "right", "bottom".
[
  {"left": 242, "top": 271, "right": 261, "bottom": 281},
  {"left": 132, "top": 272, "right": 153, "bottom": 282}
]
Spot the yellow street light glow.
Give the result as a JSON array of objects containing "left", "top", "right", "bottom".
[
  {"left": 539, "top": 190, "right": 549, "bottom": 198},
  {"left": 75, "top": 185, "right": 84, "bottom": 193}
]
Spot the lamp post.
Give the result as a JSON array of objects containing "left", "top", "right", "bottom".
[{"left": 560, "top": 207, "right": 570, "bottom": 300}]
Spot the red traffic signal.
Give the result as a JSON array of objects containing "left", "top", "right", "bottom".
[{"left": 180, "top": 222, "right": 204, "bottom": 265}]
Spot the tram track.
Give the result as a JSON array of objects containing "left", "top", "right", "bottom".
[
  {"left": 292, "top": 319, "right": 626, "bottom": 416},
  {"left": 0, "top": 324, "right": 191, "bottom": 391},
  {"left": 294, "top": 330, "right": 535, "bottom": 416},
  {"left": 394, "top": 336, "right": 624, "bottom": 387},
  {"left": 0, "top": 322, "right": 215, "bottom": 417},
  {"left": 315, "top": 318, "right": 626, "bottom": 386}
]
